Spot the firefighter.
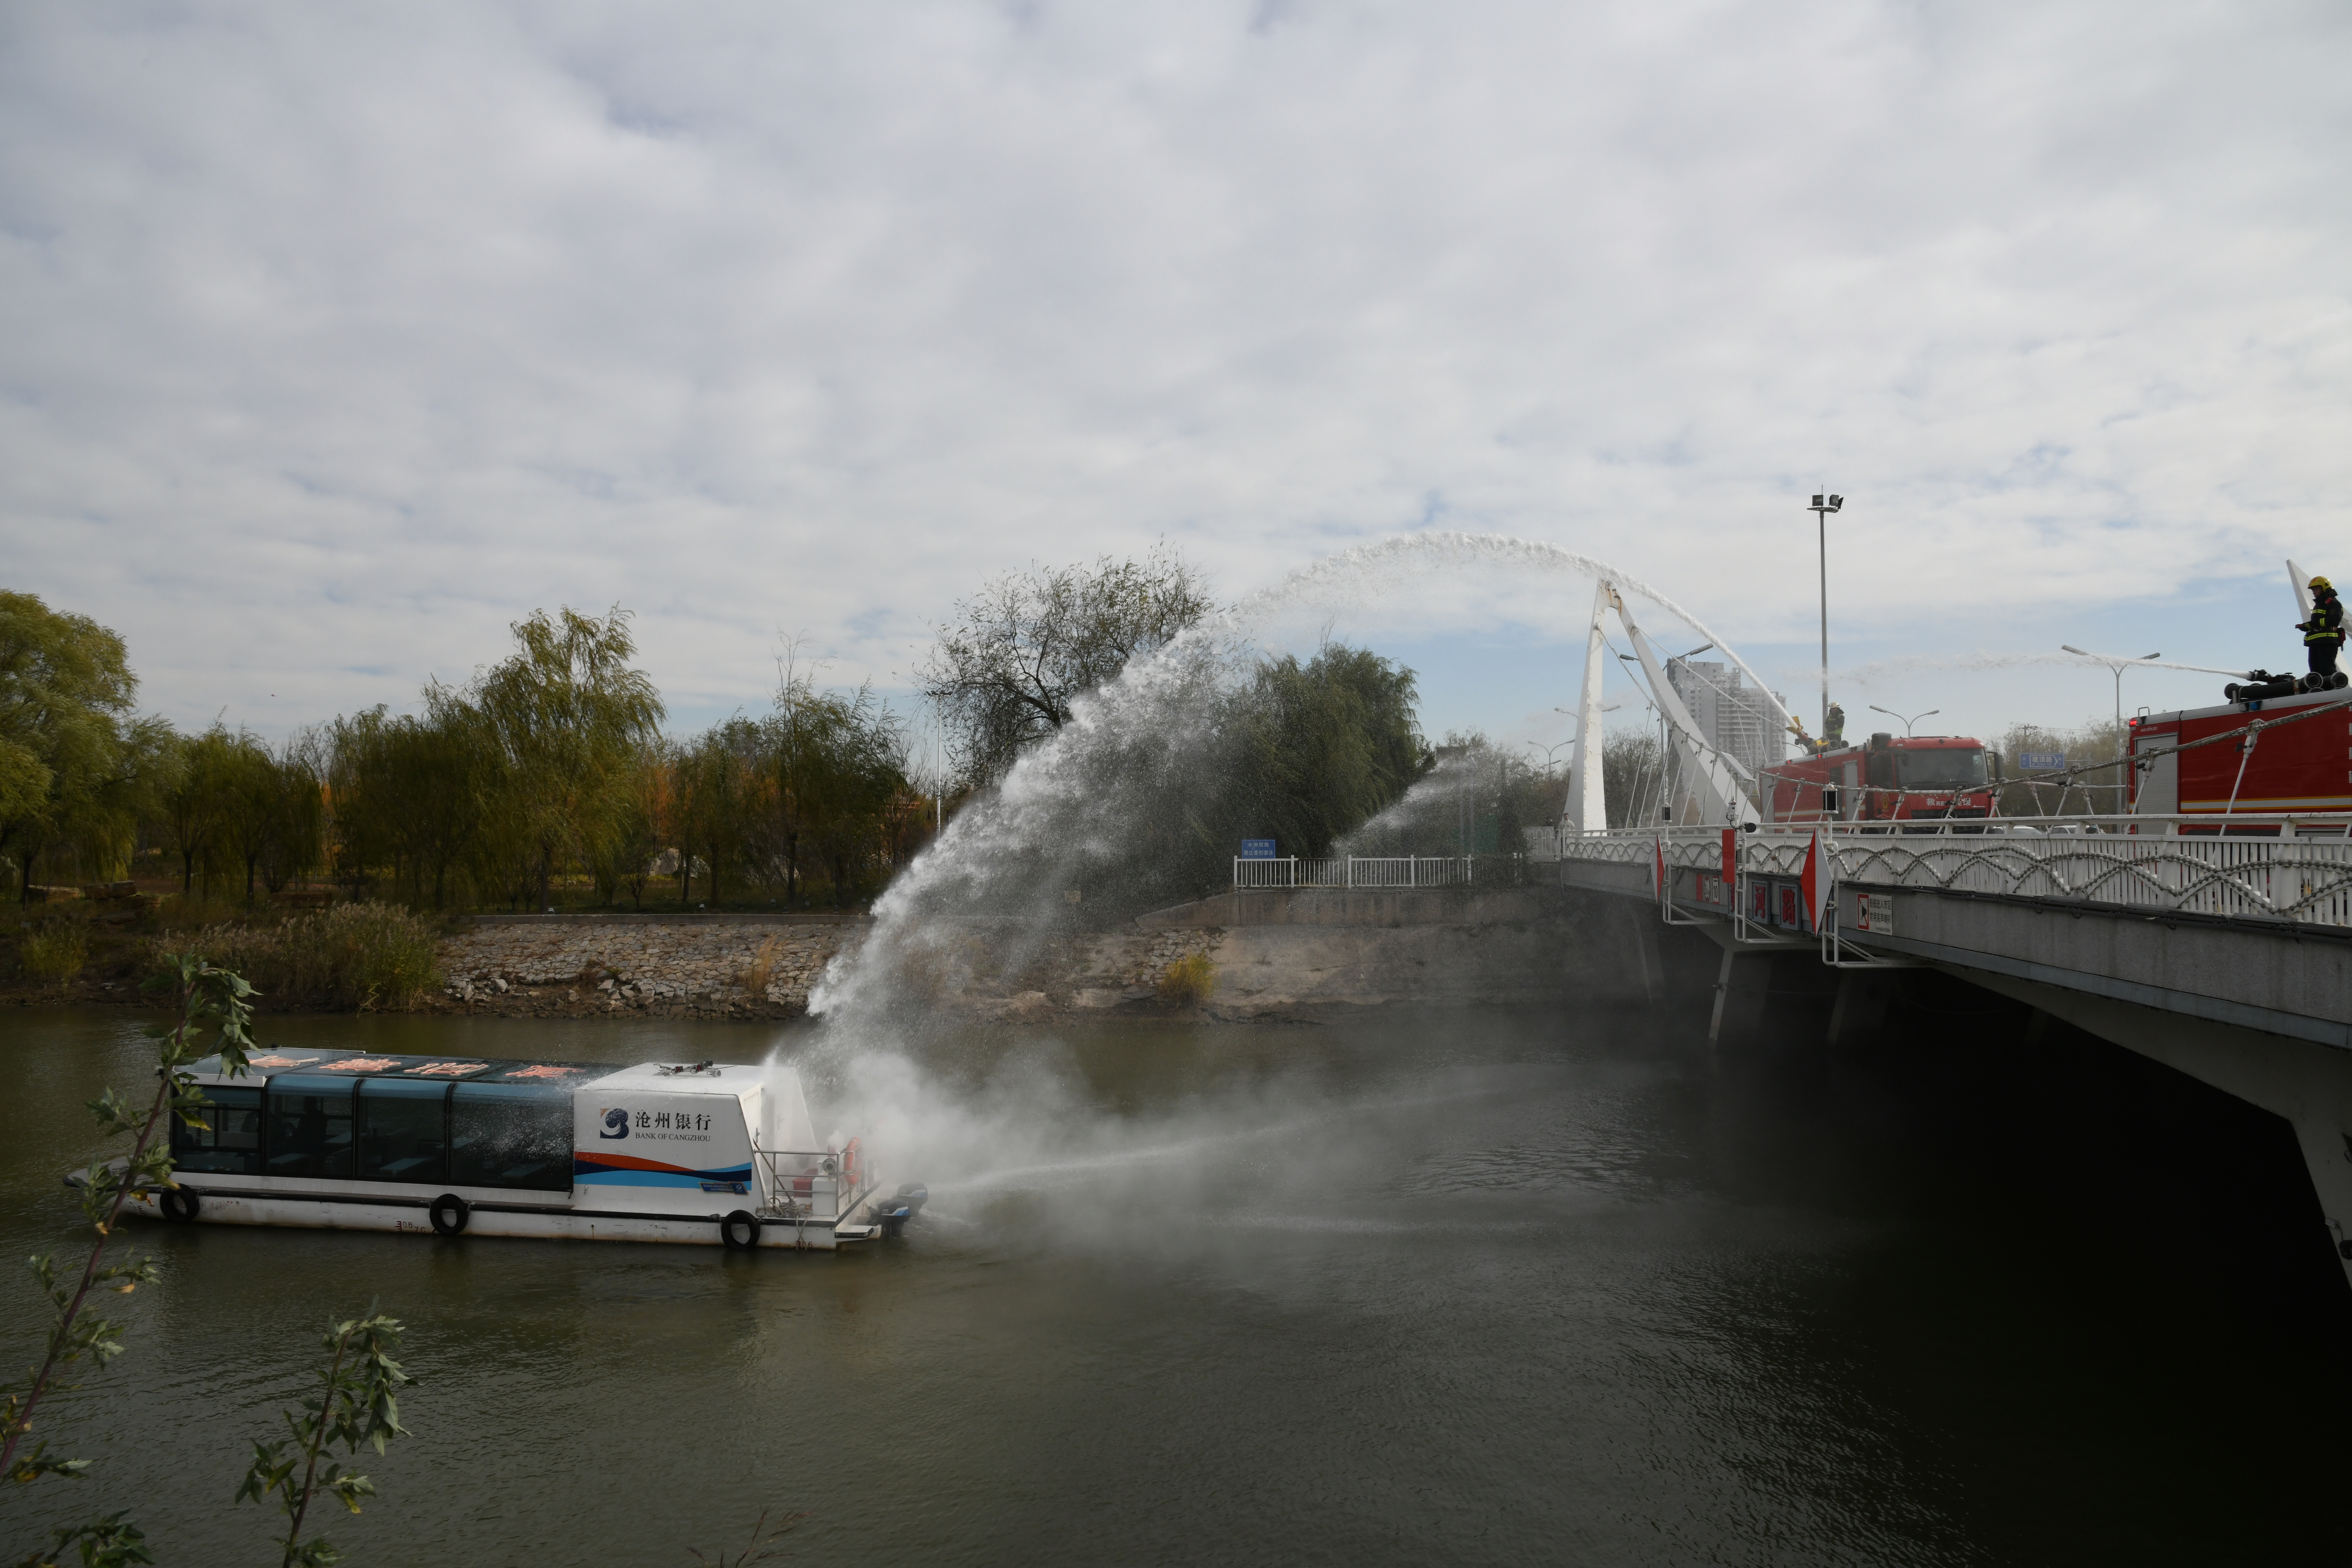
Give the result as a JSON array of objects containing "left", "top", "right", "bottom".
[
  {"left": 2298, "top": 575, "right": 2344, "bottom": 683},
  {"left": 1823, "top": 702, "right": 1846, "bottom": 748}
]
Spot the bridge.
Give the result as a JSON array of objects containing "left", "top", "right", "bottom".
[{"left": 1534, "top": 812, "right": 2352, "bottom": 1290}]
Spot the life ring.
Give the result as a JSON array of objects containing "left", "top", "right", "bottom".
[
  {"left": 841, "top": 1138, "right": 861, "bottom": 1188},
  {"left": 160, "top": 1187, "right": 201, "bottom": 1223},
  {"left": 429, "top": 1194, "right": 470, "bottom": 1236},
  {"left": 721, "top": 1210, "right": 762, "bottom": 1252}
]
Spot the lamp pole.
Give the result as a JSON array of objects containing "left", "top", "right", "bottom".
[
  {"left": 1808, "top": 493, "right": 1845, "bottom": 740},
  {"left": 1866, "top": 703, "right": 1938, "bottom": 739},
  {"left": 2061, "top": 646, "right": 2161, "bottom": 811}
]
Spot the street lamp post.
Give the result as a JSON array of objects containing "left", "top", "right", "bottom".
[
  {"left": 1808, "top": 493, "right": 1845, "bottom": 741},
  {"left": 1866, "top": 703, "right": 1938, "bottom": 738},
  {"left": 2061, "top": 646, "right": 2162, "bottom": 812}
]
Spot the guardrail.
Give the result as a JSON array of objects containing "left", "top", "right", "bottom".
[
  {"left": 1556, "top": 814, "right": 2352, "bottom": 928},
  {"left": 1232, "top": 855, "right": 1477, "bottom": 889}
]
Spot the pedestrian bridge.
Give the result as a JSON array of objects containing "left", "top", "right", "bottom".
[{"left": 1545, "top": 813, "right": 2352, "bottom": 1291}]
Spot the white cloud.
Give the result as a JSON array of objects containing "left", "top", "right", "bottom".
[{"left": 2, "top": 0, "right": 2346, "bottom": 735}]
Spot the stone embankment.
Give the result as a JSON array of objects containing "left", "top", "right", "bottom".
[
  {"left": 430, "top": 919, "right": 852, "bottom": 1020},
  {"left": 424, "top": 887, "right": 1649, "bottom": 1023}
]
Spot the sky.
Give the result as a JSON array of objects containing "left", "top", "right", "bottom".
[{"left": 3, "top": 0, "right": 2347, "bottom": 768}]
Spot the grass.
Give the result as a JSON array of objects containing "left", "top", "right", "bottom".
[
  {"left": 168, "top": 901, "right": 442, "bottom": 1011},
  {"left": 19, "top": 920, "right": 90, "bottom": 986},
  {"left": 738, "top": 936, "right": 784, "bottom": 996},
  {"left": 1156, "top": 950, "right": 1218, "bottom": 1006}
]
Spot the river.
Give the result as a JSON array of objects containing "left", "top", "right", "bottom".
[{"left": 3, "top": 1001, "right": 2348, "bottom": 1566}]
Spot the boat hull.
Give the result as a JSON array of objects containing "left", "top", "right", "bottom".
[{"left": 118, "top": 1187, "right": 873, "bottom": 1250}]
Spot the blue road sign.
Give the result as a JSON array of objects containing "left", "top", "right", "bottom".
[
  {"left": 1240, "top": 839, "right": 1277, "bottom": 859},
  {"left": 2018, "top": 752, "right": 2066, "bottom": 771}
]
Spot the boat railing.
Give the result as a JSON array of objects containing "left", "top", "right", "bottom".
[{"left": 751, "top": 1146, "right": 873, "bottom": 1222}]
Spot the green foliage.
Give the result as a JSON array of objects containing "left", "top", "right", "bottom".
[
  {"left": 470, "top": 606, "right": 665, "bottom": 910},
  {"left": 236, "top": 1311, "right": 414, "bottom": 1568},
  {"left": 1, "top": 955, "right": 256, "bottom": 1498},
  {"left": 1231, "top": 646, "right": 1429, "bottom": 857},
  {"left": 15, "top": 1512, "right": 152, "bottom": 1567},
  {"left": 18, "top": 921, "right": 90, "bottom": 985},
  {"left": 922, "top": 545, "right": 1213, "bottom": 785},
  {"left": 0, "top": 591, "right": 174, "bottom": 903},
  {"left": 174, "top": 902, "right": 440, "bottom": 1011}
]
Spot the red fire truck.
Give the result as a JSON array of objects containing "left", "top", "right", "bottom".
[
  {"left": 2128, "top": 687, "right": 2352, "bottom": 821},
  {"left": 1759, "top": 732, "right": 1999, "bottom": 825}
]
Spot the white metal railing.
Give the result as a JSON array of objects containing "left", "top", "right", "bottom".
[
  {"left": 1558, "top": 815, "right": 2352, "bottom": 928},
  {"left": 752, "top": 1146, "right": 875, "bottom": 1222},
  {"left": 1232, "top": 855, "right": 1476, "bottom": 889}
]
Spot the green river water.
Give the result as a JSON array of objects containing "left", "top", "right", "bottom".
[{"left": 3, "top": 1002, "right": 2348, "bottom": 1566}]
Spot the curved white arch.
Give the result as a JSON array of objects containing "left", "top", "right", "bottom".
[{"left": 1231, "top": 530, "right": 1799, "bottom": 731}]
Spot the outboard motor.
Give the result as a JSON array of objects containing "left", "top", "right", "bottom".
[{"left": 881, "top": 1184, "right": 929, "bottom": 1238}]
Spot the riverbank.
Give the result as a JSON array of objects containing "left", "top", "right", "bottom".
[{"left": 8, "top": 888, "right": 1652, "bottom": 1021}]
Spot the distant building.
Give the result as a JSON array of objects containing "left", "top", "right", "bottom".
[{"left": 1665, "top": 659, "right": 1787, "bottom": 814}]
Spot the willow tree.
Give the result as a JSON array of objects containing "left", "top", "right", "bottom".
[
  {"left": 921, "top": 545, "right": 1212, "bottom": 786},
  {"left": 765, "top": 660, "right": 907, "bottom": 905},
  {"left": 327, "top": 705, "right": 482, "bottom": 907},
  {"left": 468, "top": 607, "right": 664, "bottom": 910}
]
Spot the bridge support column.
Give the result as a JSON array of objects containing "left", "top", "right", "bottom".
[
  {"left": 1957, "top": 970, "right": 2352, "bottom": 1292},
  {"left": 1626, "top": 907, "right": 1665, "bottom": 1006},
  {"left": 1709, "top": 949, "right": 1775, "bottom": 1046},
  {"left": 1827, "top": 970, "right": 1901, "bottom": 1048}
]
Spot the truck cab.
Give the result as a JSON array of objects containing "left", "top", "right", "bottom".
[{"left": 1761, "top": 732, "right": 1997, "bottom": 825}]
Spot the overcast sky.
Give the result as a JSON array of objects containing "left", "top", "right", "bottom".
[{"left": 4, "top": 0, "right": 2346, "bottom": 754}]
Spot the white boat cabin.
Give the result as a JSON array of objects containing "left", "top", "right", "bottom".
[{"left": 127, "top": 1048, "right": 918, "bottom": 1251}]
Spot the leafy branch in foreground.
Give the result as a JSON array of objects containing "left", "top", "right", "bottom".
[
  {"left": 687, "top": 1509, "right": 808, "bottom": 1566},
  {"left": 0, "top": 954, "right": 256, "bottom": 1489},
  {"left": 236, "top": 1312, "right": 414, "bottom": 1568},
  {"left": 13, "top": 1510, "right": 152, "bottom": 1568}
]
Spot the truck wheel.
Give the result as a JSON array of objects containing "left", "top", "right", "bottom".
[
  {"left": 429, "top": 1194, "right": 469, "bottom": 1236},
  {"left": 721, "top": 1211, "right": 762, "bottom": 1251},
  {"left": 160, "top": 1187, "right": 200, "bottom": 1223}
]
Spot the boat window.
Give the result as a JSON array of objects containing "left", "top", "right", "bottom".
[
  {"left": 449, "top": 1083, "right": 571, "bottom": 1192},
  {"left": 356, "top": 1078, "right": 449, "bottom": 1185},
  {"left": 263, "top": 1075, "right": 356, "bottom": 1180},
  {"left": 1898, "top": 749, "right": 1987, "bottom": 789},
  {"left": 173, "top": 1086, "right": 262, "bottom": 1176}
]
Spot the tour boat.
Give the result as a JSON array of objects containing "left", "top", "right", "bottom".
[{"left": 98, "top": 1048, "right": 922, "bottom": 1251}]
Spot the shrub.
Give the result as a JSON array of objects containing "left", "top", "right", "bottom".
[
  {"left": 171, "top": 901, "right": 441, "bottom": 1011},
  {"left": 738, "top": 936, "right": 784, "bottom": 996},
  {"left": 1156, "top": 950, "right": 1217, "bottom": 1006},
  {"left": 19, "top": 921, "right": 90, "bottom": 986}
]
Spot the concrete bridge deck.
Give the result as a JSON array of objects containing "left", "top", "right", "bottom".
[{"left": 1547, "top": 822, "right": 2352, "bottom": 1292}]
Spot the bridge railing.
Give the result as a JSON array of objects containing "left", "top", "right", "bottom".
[
  {"left": 1557, "top": 814, "right": 2352, "bottom": 928},
  {"left": 1231, "top": 855, "right": 1478, "bottom": 889}
]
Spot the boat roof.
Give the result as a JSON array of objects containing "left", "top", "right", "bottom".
[{"left": 183, "top": 1048, "right": 761, "bottom": 1094}]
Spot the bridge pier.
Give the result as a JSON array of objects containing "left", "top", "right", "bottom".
[
  {"left": 1827, "top": 970, "right": 1902, "bottom": 1048},
  {"left": 1955, "top": 971, "right": 2352, "bottom": 1290}
]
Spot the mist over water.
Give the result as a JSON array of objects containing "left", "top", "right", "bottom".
[{"left": 8, "top": 1004, "right": 2350, "bottom": 1565}]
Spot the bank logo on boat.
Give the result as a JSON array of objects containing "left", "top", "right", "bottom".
[{"left": 599, "top": 1107, "right": 630, "bottom": 1139}]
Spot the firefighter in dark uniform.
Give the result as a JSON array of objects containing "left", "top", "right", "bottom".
[
  {"left": 1823, "top": 702, "right": 1846, "bottom": 749},
  {"left": 2298, "top": 575, "right": 2344, "bottom": 683}
]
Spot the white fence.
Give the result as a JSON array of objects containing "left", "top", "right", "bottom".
[
  {"left": 1232, "top": 855, "right": 1475, "bottom": 889},
  {"left": 1556, "top": 815, "right": 2352, "bottom": 929}
]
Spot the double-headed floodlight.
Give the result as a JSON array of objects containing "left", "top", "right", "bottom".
[
  {"left": 2062, "top": 646, "right": 2163, "bottom": 812},
  {"left": 1867, "top": 703, "right": 1938, "bottom": 738}
]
